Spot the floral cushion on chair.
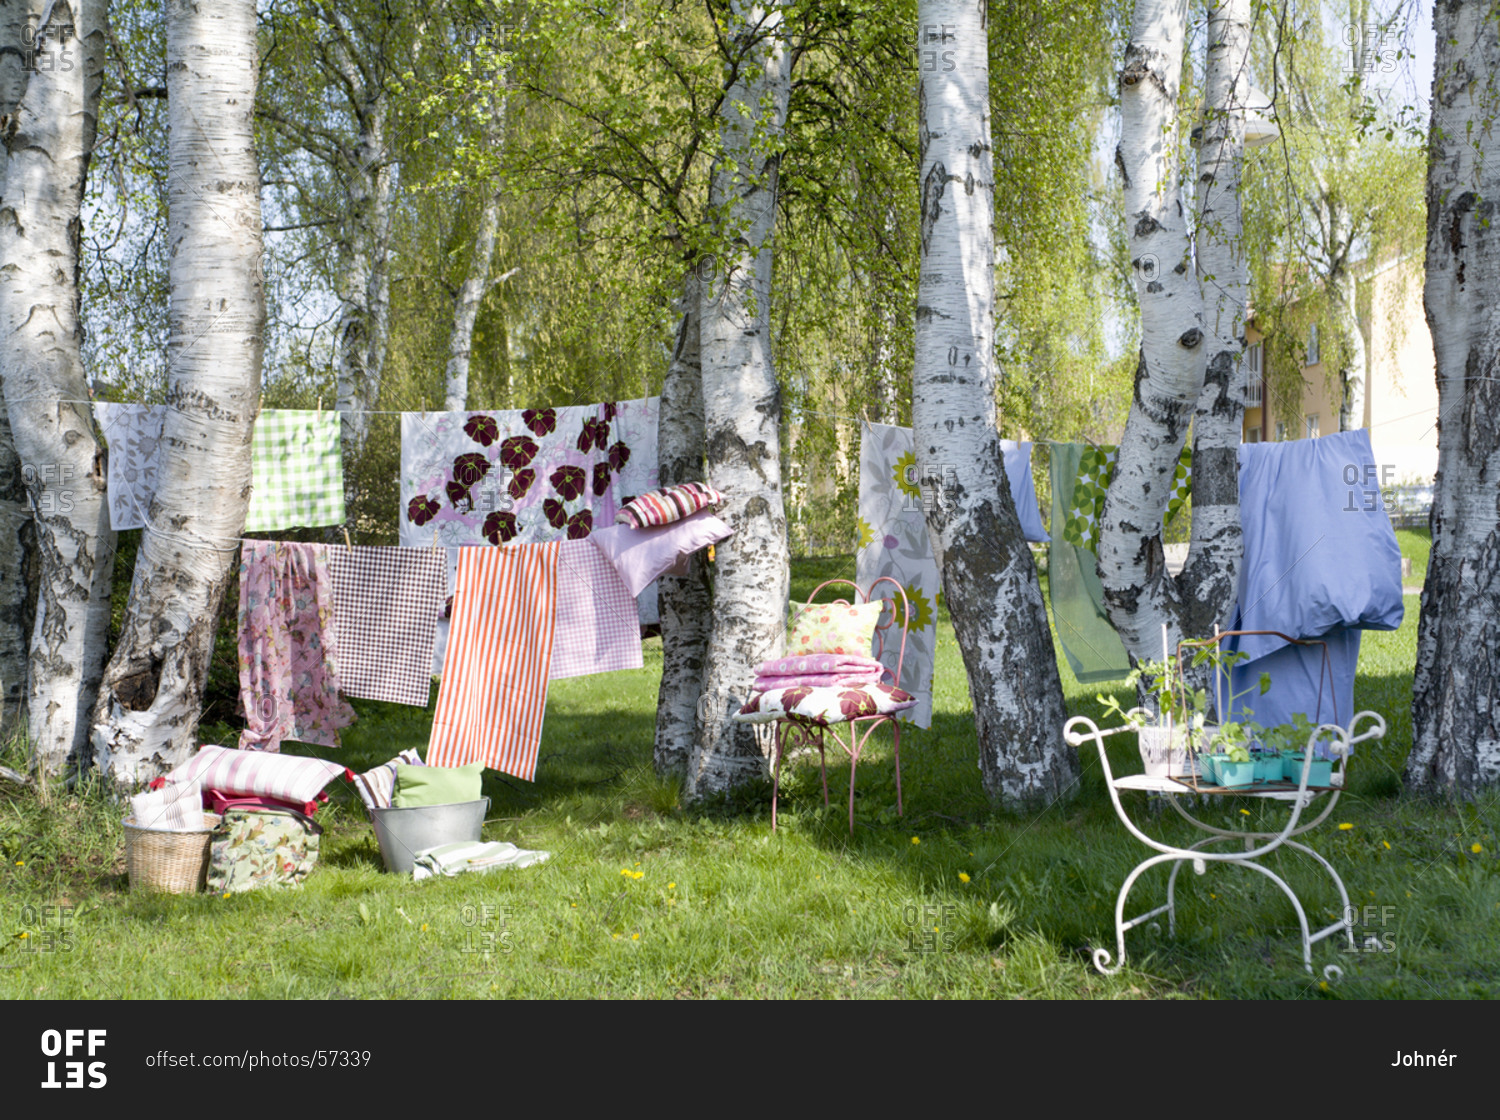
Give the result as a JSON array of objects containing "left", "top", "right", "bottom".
[
  {"left": 785, "top": 600, "right": 886, "bottom": 657},
  {"left": 733, "top": 682, "right": 917, "bottom": 726}
]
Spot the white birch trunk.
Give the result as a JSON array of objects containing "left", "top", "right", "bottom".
[
  {"left": 334, "top": 100, "right": 392, "bottom": 455},
  {"left": 654, "top": 270, "right": 710, "bottom": 776},
  {"left": 0, "top": 404, "right": 35, "bottom": 729},
  {"left": 1408, "top": 0, "right": 1500, "bottom": 796},
  {"left": 1098, "top": 0, "right": 1248, "bottom": 676},
  {"left": 0, "top": 0, "right": 116, "bottom": 773},
  {"left": 913, "top": 1, "right": 1074, "bottom": 810},
  {"left": 687, "top": 1, "right": 791, "bottom": 800},
  {"left": 443, "top": 85, "right": 508, "bottom": 413},
  {"left": 90, "top": 0, "right": 264, "bottom": 784}
]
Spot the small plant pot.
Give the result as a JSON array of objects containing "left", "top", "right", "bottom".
[
  {"left": 1138, "top": 725, "right": 1190, "bottom": 778},
  {"left": 1281, "top": 751, "right": 1304, "bottom": 782},
  {"left": 1252, "top": 754, "right": 1281, "bottom": 783},
  {"left": 1305, "top": 758, "right": 1334, "bottom": 786},
  {"left": 1216, "top": 759, "right": 1256, "bottom": 788},
  {"left": 1199, "top": 753, "right": 1222, "bottom": 786}
]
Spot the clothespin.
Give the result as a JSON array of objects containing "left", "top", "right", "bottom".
[
  {"left": 316, "top": 395, "right": 322, "bottom": 411},
  {"left": 342, "top": 525, "right": 352, "bottom": 550}
]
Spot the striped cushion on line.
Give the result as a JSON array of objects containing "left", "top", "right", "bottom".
[
  {"left": 163, "top": 745, "right": 349, "bottom": 810},
  {"left": 351, "top": 749, "right": 425, "bottom": 812},
  {"left": 615, "top": 481, "right": 725, "bottom": 530}
]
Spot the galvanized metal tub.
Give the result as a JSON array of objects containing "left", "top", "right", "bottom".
[{"left": 369, "top": 797, "right": 490, "bottom": 874}]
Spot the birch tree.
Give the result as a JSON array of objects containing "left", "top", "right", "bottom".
[
  {"left": 0, "top": 0, "right": 116, "bottom": 773},
  {"left": 654, "top": 270, "right": 711, "bottom": 776},
  {"left": 1407, "top": 0, "right": 1500, "bottom": 798},
  {"left": 686, "top": 0, "right": 792, "bottom": 799},
  {"left": 1096, "top": 0, "right": 1250, "bottom": 676},
  {"left": 91, "top": 0, "right": 263, "bottom": 783},
  {"left": 911, "top": 1, "right": 1074, "bottom": 810}
]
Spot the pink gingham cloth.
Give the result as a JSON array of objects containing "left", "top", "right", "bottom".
[
  {"left": 328, "top": 546, "right": 446, "bottom": 707},
  {"left": 550, "top": 539, "right": 644, "bottom": 679}
]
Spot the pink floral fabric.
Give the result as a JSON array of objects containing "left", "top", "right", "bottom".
[
  {"left": 733, "top": 682, "right": 917, "bottom": 726},
  {"left": 756, "top": 653, "right": 886, "bottom": 677},
  {"left": 237, "top": 541, "right": 356, "bottom": 751},
  {"left": 751, "top": 671, "right": 884, "bottom": 692}
]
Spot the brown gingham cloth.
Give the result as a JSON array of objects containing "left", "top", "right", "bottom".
[{"left": 328, "top": 546, "right": 447, "bottom": 706}]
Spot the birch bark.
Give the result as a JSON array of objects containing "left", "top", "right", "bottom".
[
  {"left": 1408, "top": 0, "right": 1500, "bottom": 797},
  {"left": 654, "top": 269, "right": 710, "bottom": 776},
  {"left": 90, "top": 0, "right": 264, "bottom": 784},
  {"left": 687, "top": 1, "right": 791, "bottom": 800},
  {"left": 1098, "top": 0, "right": 1248, "bottom": 679},
  {"left": 0, "top": 0, "right": 116, "bottom": 773},
  {"left": 913, "top": 0, "right": 1074, "bottom": 810}
]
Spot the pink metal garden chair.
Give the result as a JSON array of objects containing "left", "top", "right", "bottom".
[{"left": 769, "top": 577, "right": 912, "bottom": 834}]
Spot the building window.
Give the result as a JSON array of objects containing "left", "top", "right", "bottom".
[
  {"left": 1246, "top": 342, "right": 1263, "bottom": 406},
  {"left": 1305, "top": 413, "right": 1320, "bottom": 439},
  {"left": 1307, "top": 324, "right": 1320, "bottom": 365},
  {"left": 1274, "top": 421, "right": 1287, "bottom": 441},
  {"left": 1246, "top": 426, "right": 1261, "bottom": 443}
]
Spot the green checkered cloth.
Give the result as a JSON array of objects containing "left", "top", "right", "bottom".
[
  {"left": 244, "top": 410, "right": 345, "bottom": 531},
  {"left": 1061, "top": 443, "right": 1192, "bottom": 552}
]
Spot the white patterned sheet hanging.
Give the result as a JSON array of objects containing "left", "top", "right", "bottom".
[{"left": 855, "top": 422, "right": 941, "bottom": 728}]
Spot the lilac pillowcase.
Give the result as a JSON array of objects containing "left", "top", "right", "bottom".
[
  {"left": 752, "top": 671, "right": 885, "bottom": 692},
  {"left": 588, "top": 510, "right": 734, "bottom": 597}
]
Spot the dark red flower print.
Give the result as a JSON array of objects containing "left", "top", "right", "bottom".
[
  {"left": 452, "top": 452, "right": 491, "bottom": 487},
  {"left": 542, "top": 498, "right": 569, "bottom": 529},
  {"left": 464, "top": 414, "right": 500, "bottom": 446},
  {"left": 522, "top": 408, "right": 556, "bottom": 437},
  {"left": 738, "top": 693, "right": 762, "bottom": 715},
  {"left": 565, "top": 510, "right": 593, "bottom": 539},
  {"left": 608, "top": 441, "right": 632, "bottom": 472},
  {"left": 500, "top": 435, "right": 538, "bottom": 470},
  {"left": 550, "top": 465, "right": 586, "bottom": 500},
  {"left": 781, "top": 686, "right": 813, "bottom": 712},
  {"left": 577, "top": 417, "right": 610, "bottom": 453},
  {"left": 874, "top": 684, "right": 914, "bottom": 703},
  {"left": 592, "top": 462, "right": 612, "bottom": 497},
  {"left": 508, "top": 468, "right": 535, "bottom": 500},
  {"left": 838, "top": 689, "right": 879, "bottom": 721},
  {"left": 602, "top": 402, "right": 618, "bottom": 422},
  {"left": 442, "top": 595, "right": 453, "bottom": 619},
  {"left": 483, "top": 510, "right": 517, "bottom": 544},
  {"left": 445, "top": 479, "right": 474, "bottom": 510},
  {"left": 407, "top": 494, "right": 440, "bottom": 525}
]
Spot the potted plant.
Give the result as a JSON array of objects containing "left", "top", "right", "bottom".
[
  {"left": 1278, "top": 714, "right": 1335, "bottom": 785},
  {"left": 1098, "top": 657, "right": 1206, "bottom": 778}
]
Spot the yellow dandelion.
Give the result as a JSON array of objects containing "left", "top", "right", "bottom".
[
  {"left": 1338, "top": 823, "right": 1353, "bottom": 831},
  {"left": 222, "top": 892, "right": 231, "bottom": 899},
  {"left": 1209, "top": 893, "right": 1217, "bottom": 900},
  {"left": 612, "top": 933, "right": 620, "bottom": 939},
  {"left": 667, "top": 882, "right": 676, "bottom": 890},
  {"left": 1368, "top": 891, "right": 1376, "bottom": 898},
  {"left": 1240, "top": 809, "right": 1250, "bottom": 816},
  {"left": 631, "top": 933, "right": 640, "bottom": 941},
  {"left": 633, "top": 870, "right": 644, "bottom": 880},
  {"left": 1472, "top": 843, "right": 1484, "bottom": 854},
  {"left": 620, "top": 868, "right": 632, "bottom": 876},
  {"left": 571, "top": 903, "right": 577, "bottom": 908},
  {"left": 1319, "top": 981, "right": 1329, "bottom": 991},
  {"left": 910, "top": 836, "right": 920, "bottom": 845},
  {"left": 14, "top": 861, "right": 22, "bottom": 867},
  {"left": 958, "top": 872, "right": 971, "bottom": 883},
  {"left": 420, "top": 923, "right": 428, "bottom": 932},
  {"left": 1382, "top": 841, "right": 1391, "bottom": 850},
  {"left": 18, "top": 931, "right": 27, "bottom": 939}
]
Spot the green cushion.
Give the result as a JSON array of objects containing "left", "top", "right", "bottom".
[{"left": 392, "top": 762, "right": 485, "bottom": 808}]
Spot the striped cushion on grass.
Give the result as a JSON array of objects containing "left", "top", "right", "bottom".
[{"left": 615, "top": 481, "right": 725, "bottom": 530}]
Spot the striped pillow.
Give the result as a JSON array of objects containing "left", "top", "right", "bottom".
[
  {"left": 128, "top": 781, "right": 205, "bottom": 832},
  {"left": 164, "top": 745, "right": 349, "bottom": 809},
  {"left": 616, "top": 481, "right": 725, "bottom": 530},
  {"left": 351, "top": 749, "right": 425, "bottom": 811}
]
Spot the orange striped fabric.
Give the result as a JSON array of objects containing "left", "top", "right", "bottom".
[{"left": 428, "top": 542, "right": 561, "bottom": 781}]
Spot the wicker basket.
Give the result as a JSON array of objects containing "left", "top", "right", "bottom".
[{"left": 123, "top": 813, "right": 222, "bottom": 894}]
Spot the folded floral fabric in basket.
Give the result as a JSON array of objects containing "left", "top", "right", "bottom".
[
  {"left": 128, "top": 780, "right": 204, "bottom": 831},
  {"left": 412, "top": 841, "right": 551, "bottom": 881}
]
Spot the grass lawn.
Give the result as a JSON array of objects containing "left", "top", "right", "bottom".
[{"left": 3, "top": 530, "right": 1496, "bottom": 999}]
